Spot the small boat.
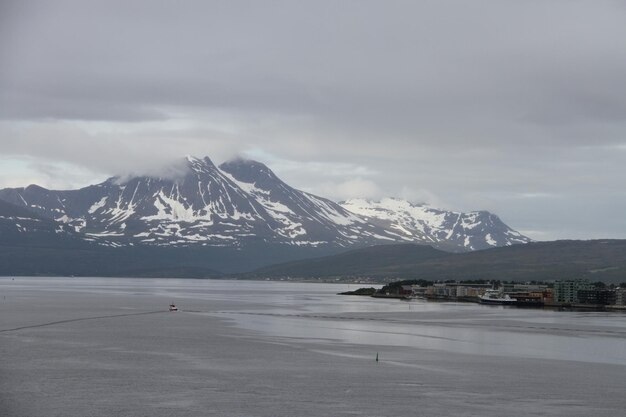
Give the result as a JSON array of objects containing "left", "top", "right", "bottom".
[
  {"left": 480, "top": 289, "right": 517, "bottom": 305},
  {"left": 169, "top": 303, "right": 178, "bottom": 312}
]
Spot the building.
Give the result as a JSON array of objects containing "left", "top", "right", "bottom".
[
  {"left": 423, "top": 283, "right": 490, "bottom": 300},
  {"left": 543, "top": 288, "right": 554, "bottom": 304},
  {"left": 616, "top": 288, "right": 626, "bottom": 306},
  {"left": 399, "top": 285, "right": 414, "bottom": 296},
  {"left": 577, "top": 289, "right": 617, "bottom": 305},
  {"left": 502, "top": 283, "right": 549, "bottom": 293},
  {"left": 552, "top": 279, "right": 592, "bottom": 304}
]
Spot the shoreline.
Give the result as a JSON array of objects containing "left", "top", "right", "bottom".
[{"left": 340, "top": 292, "right": 626, "bottom": 312}]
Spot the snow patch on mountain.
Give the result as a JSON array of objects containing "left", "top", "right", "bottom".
[{"left": 88, "top": 197, "right": 108, "bottom": 214}]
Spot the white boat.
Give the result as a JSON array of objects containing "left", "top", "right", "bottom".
[
  {"left": 169, "top": 304, "right": 178, "bottom": 312},
  {"left": 479, "top": 289, "right": 517, "bottom": 305}
]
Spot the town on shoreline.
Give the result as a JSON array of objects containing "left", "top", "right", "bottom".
[{"left": 341, "top": 278, "right": 626, "bottom": 312}]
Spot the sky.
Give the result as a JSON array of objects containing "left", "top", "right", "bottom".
[{"left": 1, "top": 0, "right": 625, "bottom": 241}]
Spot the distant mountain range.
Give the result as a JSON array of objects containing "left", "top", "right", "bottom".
[{"left": 0, "top": 155, "right": 532, "bottom": 276}]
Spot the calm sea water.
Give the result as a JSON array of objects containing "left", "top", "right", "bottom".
[{"left": 1, "top": 277, "right": 625, "bottom": 416}]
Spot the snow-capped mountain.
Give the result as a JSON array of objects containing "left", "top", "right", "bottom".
[
  {"left": 340, "top": 198, "right": 531, "bottom": 251},
  {"left": 0, "top": 156, "right": 396, "bottom": 248},
  {"left": 0, "top": 156, "right": 530, "bottom": 253}
]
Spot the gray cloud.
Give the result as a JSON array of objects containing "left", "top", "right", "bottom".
[{"left": 1, "top": 0, "right": 625, "bottom": 240}]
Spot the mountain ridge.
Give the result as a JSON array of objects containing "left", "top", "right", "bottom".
[
  {"left": 0, "top": 155, "right": 529, "bottom": 253},
  {"left": 340, "top": 197, "right": 530, "bottom": 251},
  {"left": 0, "top": 155, "right": 533, "bottom": 276}
]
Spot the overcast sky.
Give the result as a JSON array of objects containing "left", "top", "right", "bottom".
[{"left": 1, "top": 0, "right": 625, "bottom": 241}]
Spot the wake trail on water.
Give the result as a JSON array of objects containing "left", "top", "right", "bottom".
[{"left": 0, "top": 310, "right": 167, "bottom": 334}]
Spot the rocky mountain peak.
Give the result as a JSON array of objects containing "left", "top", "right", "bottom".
[
  {"left": 219, "top": 158, "right": 283, "bottom": 188},
  {"left": 186, "top": 155, "right": 217, "bottom": 173}
]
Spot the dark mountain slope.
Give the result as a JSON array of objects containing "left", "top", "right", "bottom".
[
  {"left": 250, "top": 243, "right": 449, "bottom": 278},
  {"left": 0, "top": 199, "right": 83, "bottom": 247},
  {"left": 247, "top": 240, "right": 626, "bottom": 283}
]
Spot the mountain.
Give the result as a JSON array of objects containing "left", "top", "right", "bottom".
[
  {"left": 340, "top": 198, "right": 531, "bottom": 251},
  {"left": 0, "top": 156, "right": 529, "bottom": 252},
  {"left": 250, "top": 243, "right": 449, "bottom": 279},
  {"left": 247, "top": 240, "right": 626, "bottom": 284},
  {"left": 0, "top": 199, "right": 82, "bottom": 246},
  {"left": 0, "top": 155, "right": 533, "bottom": 276},
  {"left": 0, "top": 156, "right": 401, "bottom": 249},
  {"left": 218, "top": 158, "right": 398, "bottom": 247}
]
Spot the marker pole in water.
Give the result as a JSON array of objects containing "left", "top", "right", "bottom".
[{"left": 376, "top": 352, "right": 379, "bottom": 362}]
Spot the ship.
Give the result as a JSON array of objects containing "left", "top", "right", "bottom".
[{"left": 479, "top": 289, "right": 517, "bottom": 305}]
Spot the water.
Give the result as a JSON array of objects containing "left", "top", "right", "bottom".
[{"left": 1, "top": 277, "right": 625, "bottom": 416}]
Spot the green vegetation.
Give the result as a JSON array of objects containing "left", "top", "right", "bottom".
[
  {"left": 251, "top": 243, "right": 447, "bottom": 279},
  {"left": 379, "top": 279, "right": 433, "bottom": 294},
  {"left": 251, "top": 240, "right": 626, "bottom": 284},
  {"left": 338, "top": 287, "right": 378, "bottom": 296}
]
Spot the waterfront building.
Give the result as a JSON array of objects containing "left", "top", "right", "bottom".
[
  {"left": 614, "top": 288, "right": 626, "bottom": 305},
  {"left": 507, "top": 292, "right": 540, "bottom": 305},
  {"left": 543, "top": 288, "right": 554, "bottom": 304},
  {"left": 455, "top": 284, "right": 490, "bottom": 297},
  {"left": 456, "top": 285, "right": 470, "bottom": 297},
  {"left": 577, "top": 289, "right": 617, "bottom": 305},
  {"left": 502, "top": 283, "right": 549, "bottom": 293},
  {"left": 432, "top": 283, "right": 456, "bottom": 298},
  {"left": 553, "top": 279, "right": 592, "bottom": 304},
  {"left": 424, "top": 283, "right": 490, "bottom": 300},
  {"left": 399, "top": 285, "right": 413, "bottom": 296}
]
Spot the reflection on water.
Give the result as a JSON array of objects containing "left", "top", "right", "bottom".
[
  {"left": 4, "top": 277, "right": 626, "bottom": 366},
  {"left": 221, "top": 304, "right": 626, "bottom": 365}
]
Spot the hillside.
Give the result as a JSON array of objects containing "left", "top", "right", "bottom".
[
  {"left": 252, "top": 243, "right": 449, "bottom": 278},
  {"left": 247, "top": 240, "right": 626, "bottom": 284}
]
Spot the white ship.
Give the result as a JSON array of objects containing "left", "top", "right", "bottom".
[{"left": 479, "top": 289, "right": 517, "bottom": 305}]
